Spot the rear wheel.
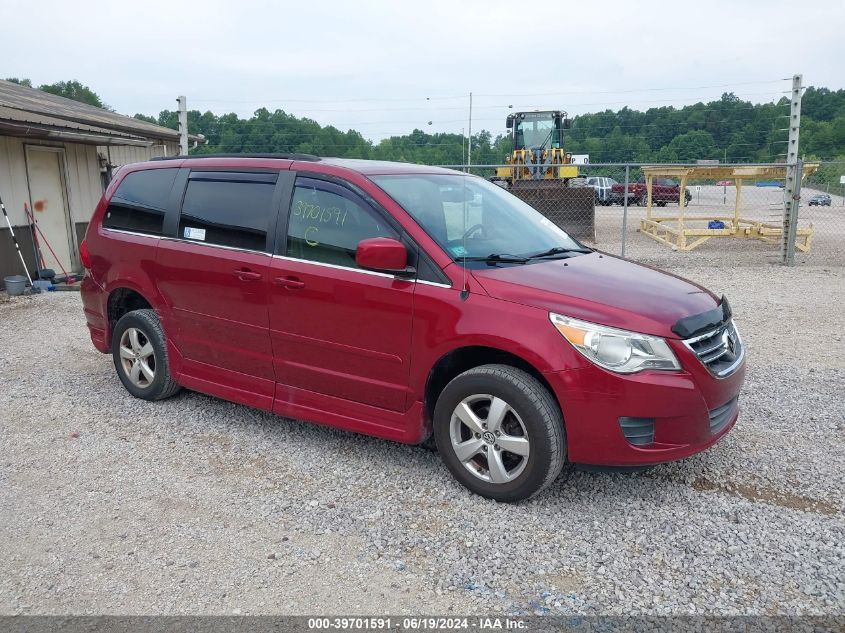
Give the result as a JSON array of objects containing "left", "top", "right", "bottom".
[
  {"left": 434, "top": 364, "right": 565, "bottom": 502},
  {"left": 112, "top": 309, "right": 181, "bottom": 401}
]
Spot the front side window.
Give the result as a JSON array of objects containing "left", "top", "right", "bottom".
[
  {"left": 179, "top": 175, "right": 276, "bottom": 251},
  {"left": 286, "top": 179, "right": 397, "bottom": 269},
  {"left": 104, "top": 168, "right": 178, "bottom": 235},
  {"left": 371, "top": 174, "right": 584, "bottom": 263}
]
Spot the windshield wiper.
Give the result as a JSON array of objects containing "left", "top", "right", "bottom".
[
  {"left": 525, "top": 246, "right": 593, "bottom": 260},
  {"left": 461, "top": 253, "right": 529, "bottom": 265}
]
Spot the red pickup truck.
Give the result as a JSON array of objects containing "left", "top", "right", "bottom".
[{"left": 611, "top": 177, "right": 693, "bottom": 206}]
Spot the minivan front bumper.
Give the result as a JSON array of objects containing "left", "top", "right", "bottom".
[{"left": 545, "top": 346, "right": 745, "bottom": 466}]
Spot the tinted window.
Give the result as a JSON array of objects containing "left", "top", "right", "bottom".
[
  {"left": 179, "top": 176, "right": 276, "bottom": 251},
  {"left": 104, "top": 168, "right": 178, "bottom": 235},
  {"left": 286, "top": 180, "right": 397, "bottom": 269}
]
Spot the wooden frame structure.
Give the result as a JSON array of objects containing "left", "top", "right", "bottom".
[{"left": 638, "top": 164, "right": 819, "bottom": 252}]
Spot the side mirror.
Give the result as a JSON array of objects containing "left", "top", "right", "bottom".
[
  {"left": 356, "top": 237, "right": 412, "bottom": 275},
  {"left": 506, "top": 117, "right": 513, "bottom": 129},
  {"left": 563, "top": 118, "right": 572, "bottom": 130}
]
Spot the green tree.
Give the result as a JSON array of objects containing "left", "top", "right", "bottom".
[
  {"left": 4, "top": 77, "right": 32, "bottom": 87},
  {"left": 38, "top": 80, "right": 110, "bottom": 110},
  {"left": 663, "top": 130, "right": 718, "bottom": 162}
]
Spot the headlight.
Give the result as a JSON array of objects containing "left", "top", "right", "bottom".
[{"left": 549, "top": 313, "right": 681, "bottom": 374}]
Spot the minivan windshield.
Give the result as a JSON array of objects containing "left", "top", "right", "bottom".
[{"left": 371, "top": 174, "right": 587, "bottom": 263}]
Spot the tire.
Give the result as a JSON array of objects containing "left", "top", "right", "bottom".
[
  {"left": 433, "top": 364, "right": 566, "bottom": 502},
  {"left": 111, "top": 309, "right": 181, "bottom": 401}
]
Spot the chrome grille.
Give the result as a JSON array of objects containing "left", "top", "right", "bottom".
[{"left": 683, "top": 320, "right": 744, "bottom": 378}]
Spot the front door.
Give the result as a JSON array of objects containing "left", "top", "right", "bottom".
[
  {"left": 154, "top": 170, "right": 287, "bottom": 409},
  {"left": 268, "top": 176, "right": 415, "bottom": 412},
  {"left": 25, "top": 147, "right": 75, "bottom": 272}
]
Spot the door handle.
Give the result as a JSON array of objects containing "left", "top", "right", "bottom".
[
  {"left": 234, "top": 269, "right": 262, "bottom": 281},
  {"left": 273, "top": 276, "right": 305, "bottom": 289}
]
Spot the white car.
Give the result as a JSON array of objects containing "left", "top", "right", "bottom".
[{"left": 584, "top": 176, "right": 617, "bottom": 206}]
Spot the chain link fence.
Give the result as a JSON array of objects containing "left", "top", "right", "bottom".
[
  {"left": 800, "top": 161, "right": 845, "bottom": 265},
  {"left": 450, "top": 162, "right": 845, "bottom": 267}
]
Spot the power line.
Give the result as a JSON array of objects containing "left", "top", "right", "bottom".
[
  {"left": 472, "top": 79, "right": 790, "bottom": 98},
  {"left": 189, "top": 79, "right": 788, "bottom": 105},
  {"left": 197, "top": 108, "right": 785, "bottom": 130},
  {"left": 188, "top": 91, "right": 787, "bottom": 114}
]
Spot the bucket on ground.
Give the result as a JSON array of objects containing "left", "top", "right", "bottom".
[{"left": 4, "top": 275, "right": 28, "bottom": 296}]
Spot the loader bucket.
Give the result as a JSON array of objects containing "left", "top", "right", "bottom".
[{"left": 510, "top": 180, "right": 595, "bottom": 242}]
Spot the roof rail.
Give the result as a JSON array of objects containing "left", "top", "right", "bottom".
[{"left": 149, "top": 153, "right": 320, "bottom": 162}]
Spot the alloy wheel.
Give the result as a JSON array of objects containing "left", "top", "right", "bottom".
[
  {"left": 449, "top": 394, "right": 530, "bottom": 484},
  {"left": 118, "top": 327, "right": 156, "bottom": 388}
]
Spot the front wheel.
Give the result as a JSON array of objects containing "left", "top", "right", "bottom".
[{"left": 433, "top": 365, "right": 566, "bottom": 502}]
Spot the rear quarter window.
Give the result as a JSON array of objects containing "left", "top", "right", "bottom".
[
  {"left": 104, "top": 168, "right": 179, "bottom": 235},
  {"left": 179, "top": 175, "right": 277, "bottom": 251}
]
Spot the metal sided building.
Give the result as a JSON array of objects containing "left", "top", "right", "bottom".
[{"left": 0, "top": 79, "right": 195, "bottom": 286}]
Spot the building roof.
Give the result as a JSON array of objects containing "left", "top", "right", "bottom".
[{"left": 0, "top": 79, "right": 196, "bottom": 146}]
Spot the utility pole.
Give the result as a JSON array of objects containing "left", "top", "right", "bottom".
[
  {"left": 177, "top": 95, "right": 188, "bottom": 156},
  {"left": 781, "top": 74, "right": 803, "bottom": 265},
  {"left": 467, "top": 92, "right": 473, "bottom": 173}
]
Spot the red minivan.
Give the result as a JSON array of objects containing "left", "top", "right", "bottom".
[{"left": 80, "top": 154, "right": 745, "bottom": 501}]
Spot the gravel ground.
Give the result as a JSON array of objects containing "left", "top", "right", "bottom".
[{"left": 0, "top": 264, "right": 843, "bottom": 616}]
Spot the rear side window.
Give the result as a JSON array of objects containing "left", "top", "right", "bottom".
[
  {"left": 179, "top": 174, "right": 277, "bottom": 251},
  {"left": 104, "top": 168, "right": 178, "bottom": 235}
]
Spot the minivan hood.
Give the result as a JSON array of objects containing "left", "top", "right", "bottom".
[{"left": 471, "top": 253, "right": 719, "bottom": 339}]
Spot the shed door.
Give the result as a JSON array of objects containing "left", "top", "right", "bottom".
[{"left": 25, "top": 147, "right": 75, "bottom": 272}]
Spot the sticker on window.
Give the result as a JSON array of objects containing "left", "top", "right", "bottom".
[
  {"left": 450, "top": 245, "right": 468, "bottom": 257},
  {"left": 184, "top": 227, "right": 206, "bottom": 241}
]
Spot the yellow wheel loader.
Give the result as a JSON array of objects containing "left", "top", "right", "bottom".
[{"left": 492, "top": 110, "right": 595, "bottom": 241}]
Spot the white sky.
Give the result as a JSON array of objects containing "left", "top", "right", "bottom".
[{"left": 2, "top": 0, "right": 843, "bottom": 140}]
